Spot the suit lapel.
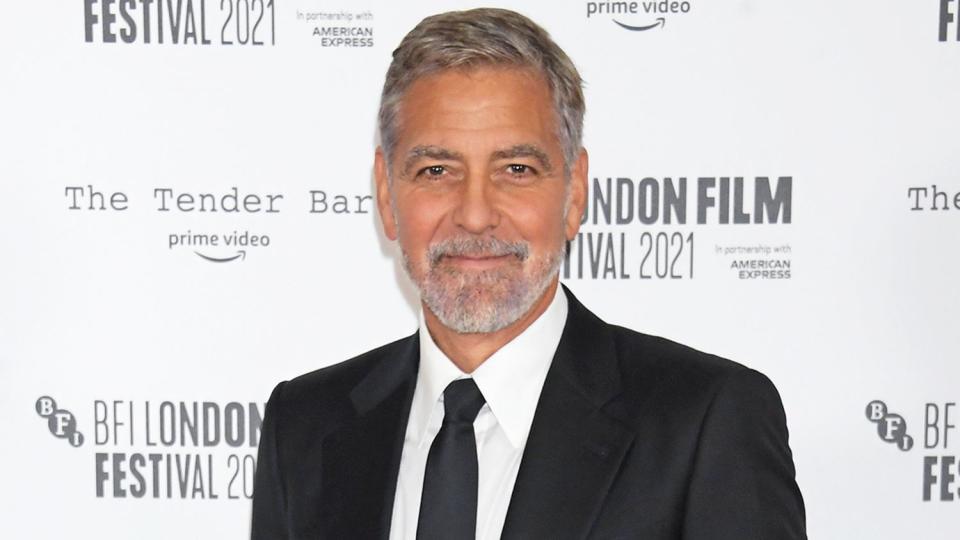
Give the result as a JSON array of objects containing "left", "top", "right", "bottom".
[
  {"left": 502, "top": 286, "right": 635, "bottom": 539},
  {"left": 318, "top": 333, "right": 419, "bottom": 540}
]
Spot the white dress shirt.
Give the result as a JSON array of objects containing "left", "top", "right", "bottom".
[{"left": 388, "top": 285, "right": 569, "bottom": 540}]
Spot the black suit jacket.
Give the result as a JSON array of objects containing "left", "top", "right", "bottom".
[{"left": 251, "top": 286, "right": 806, "bottom": 539}]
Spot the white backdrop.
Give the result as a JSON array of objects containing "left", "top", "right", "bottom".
[{"left": 2, "top": 1, "right": 959, "bottom": 538}]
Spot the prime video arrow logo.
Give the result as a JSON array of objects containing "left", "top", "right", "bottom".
[
  {"left": 613, "top": 17, "right": 665, "bottom": 31},
  {"left": 195, "top": 250, "right": 247, "bottom": 263}
]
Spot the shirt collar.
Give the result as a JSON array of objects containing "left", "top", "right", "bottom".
[{"left": 410, "top": 284, "right": 568, "bottom": 448}]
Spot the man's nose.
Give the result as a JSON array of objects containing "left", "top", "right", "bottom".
[{"left": 451, "top": 173, "right": 500, "bottom": 233}]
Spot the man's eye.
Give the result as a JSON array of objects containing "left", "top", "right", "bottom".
[
  {"left": 508, "top": 164, "right": 533, "bottom": 175},
  {"left": 420, "top": 165, "right": 446, "bottom": 177}
]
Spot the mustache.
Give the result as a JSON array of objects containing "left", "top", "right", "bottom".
[{"left": 427, "top": 236, "right": 530, "bottom": 266}]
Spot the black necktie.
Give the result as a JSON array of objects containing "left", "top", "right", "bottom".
[{"left": 416, "top": 378, "right": 487, "bottom": 540}]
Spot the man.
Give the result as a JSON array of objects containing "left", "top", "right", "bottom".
[{"left": 251, "top": 8, "right": 806, "bottom": 540}]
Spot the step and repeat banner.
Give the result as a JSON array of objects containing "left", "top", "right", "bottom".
[{"left": 1, "top": 1, "right": 958, "bottom": 538}]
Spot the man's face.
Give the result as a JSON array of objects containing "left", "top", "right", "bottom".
[{"left": 375, "top": 66, "right": 587, "bottom": 334}]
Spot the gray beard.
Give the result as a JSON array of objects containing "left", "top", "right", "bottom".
[{"left": 401, "top": 236, "right": 564, "bottom": 334}]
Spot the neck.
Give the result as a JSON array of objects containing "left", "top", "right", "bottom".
[{"left": 422, "top": 279, "right": 560, "bottom": 373}]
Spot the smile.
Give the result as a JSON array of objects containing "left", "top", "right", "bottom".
[{"left": 440, "top": 253, "right": 518, "bottom": 270}]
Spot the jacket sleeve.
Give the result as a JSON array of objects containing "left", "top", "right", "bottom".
[
  {"left": 251, "top": 381, "right": 289, "bottom": 540},
  {"left": 681, "top": 368, "right": 807, "bottom": 539}
]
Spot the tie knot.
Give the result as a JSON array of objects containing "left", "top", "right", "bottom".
[{"left": 442, "top": 378, "right": 486, "bottom": 424}]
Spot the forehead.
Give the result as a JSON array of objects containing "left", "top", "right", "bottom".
[{"left": 393, "top": 66, "right": 559, "bottom": 155}]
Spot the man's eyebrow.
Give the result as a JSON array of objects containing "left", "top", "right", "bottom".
[
  {"left": 402, "top": 145, "right": 464, "bottom": 176},
  {"left": 490, "top": 144, "right": 554, "bottom": 173}
]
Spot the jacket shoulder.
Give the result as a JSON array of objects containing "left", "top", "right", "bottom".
[
  {"left": 269, "top": 333, "right": 416, "bottom": 421},
  {"left": 605, "top": 324, "right": 778, "bottom": 416},
  {"left": 610, "top": 324, "right": 748, "bottom": 382}
]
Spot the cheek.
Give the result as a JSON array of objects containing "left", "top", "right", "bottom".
[
  {"left": 502, "top": 192, "right": 567, "bottom": 247},
  {"left": 395, "top": 194, "right": 449, "bottom": 256}
]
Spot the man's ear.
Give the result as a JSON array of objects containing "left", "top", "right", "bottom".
[
  {"left": 564, "top": 148, "right": 588, "bottom": 240},
  {"left": 374, "top": 147, "right": 398, "bottom": 240}
]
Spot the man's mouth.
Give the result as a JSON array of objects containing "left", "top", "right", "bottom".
[
  {"left": 440, "top": 253, "right": 517, "bottom": 270},
  {"left": 427, "top": 236, "right": 530, "bottom": 268}
]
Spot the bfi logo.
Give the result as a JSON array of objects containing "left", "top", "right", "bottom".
[
  {"left": 866, "top": 400, "right": 914, "bottom": 451},
  {"left": 942, "top": 0, "right": 959, "bottom": 41},
  {"left": 36, "top": 396, "right": 85, "bottom": 447}
]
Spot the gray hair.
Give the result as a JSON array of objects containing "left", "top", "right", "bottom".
[{"left": 378, "top": 8, "right": 585, "bottom": 177}]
